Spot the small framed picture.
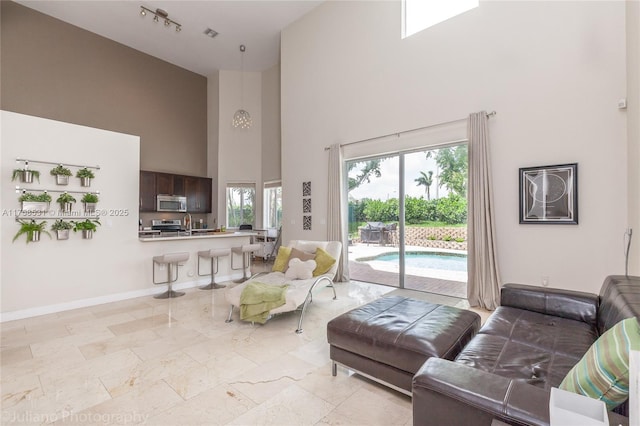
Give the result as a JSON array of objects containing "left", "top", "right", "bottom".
[{"left": 519, "top": 163, "right": 578, "bottom": 224}]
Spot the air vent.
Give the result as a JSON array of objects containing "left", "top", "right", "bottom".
[{"left": 203, "top": 28, "right": 219, "bottom": 38}]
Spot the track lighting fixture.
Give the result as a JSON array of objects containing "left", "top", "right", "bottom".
[{"left": 140, "top": 6, "right": 182, "bottom": 32}]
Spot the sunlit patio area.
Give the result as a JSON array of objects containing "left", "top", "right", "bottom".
[{"left": 347, "top": 242, "right": 468, "bottom": 299}]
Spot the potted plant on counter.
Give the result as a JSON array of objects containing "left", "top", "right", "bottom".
[
  {"left": 81, "top": 193, "right": 99, "bottom": 213},
  {"left": 50, "top": 164, "right": 72, "bottom": 185},
  {"left": 18, "top": 192, "right": 52, "bottom": 211},
  {"left": 51, "top": 219, "right": 73, "bottom": 240},
  {"left": 72, "top": 218, "right": 101, "bottom": 239},
  {"left": 12, "top": 167, "right": 40, "bottom": 183},
  {"left": 13, "top": 219, "right": 51, "bottom": 243},
  {"left": 76, "top": 167, "right": 95, "bottom": 187},
  {"left": 56, "top": 192, "right": 76, "bottom": 213}
]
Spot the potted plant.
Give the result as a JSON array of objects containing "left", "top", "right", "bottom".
[
  {"left": 50, "top": 165, "right": 72, "bottom": 185},
  {"left": 76, "top": 167, "right": 95, "bottom": 187},
  {"left": 18, "top": 192, "right": 52, "bottom": 211},
  {"left": 51, "top": 219, "right": 73, "bottom": 240},
  {"left": 72, "top": 218, "right": 101, "bottom": 239},
  {"left": 12, "top": 168, "right": 40, "bottom": 183},
  {"left": 13, "top": 219, "right": 51, "bottom": 243},
  {"left": 56, "top": 192, "right": 77, "bottom": 213},
  {"left": 81, "top": 193, "right": 99, "bottom": 213}
]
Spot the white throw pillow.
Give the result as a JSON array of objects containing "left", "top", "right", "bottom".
[{"left": 285, "top": 258, "right": 317, "bottom": 280}]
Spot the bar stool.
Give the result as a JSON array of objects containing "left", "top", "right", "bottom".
[
  {"left": 152, "top": 252, "right": 189, "bottom": 299},
  {"left": 197, "top": 248, "right": 231, "bottom": 290},
  {"left": 231, "top": 243, "right": 262, "bottom": 282}
]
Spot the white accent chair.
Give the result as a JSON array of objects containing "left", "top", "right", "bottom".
[{"left": 224, "top": 240, "right": 342, "bottom": 333}]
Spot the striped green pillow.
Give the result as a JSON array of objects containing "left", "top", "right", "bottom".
[{"left": 559, "top": 317, "right": 640, "bottom": 410}]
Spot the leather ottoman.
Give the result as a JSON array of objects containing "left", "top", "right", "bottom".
[{"left": 327, "top": 296, "right": 480, "bottom": 394}]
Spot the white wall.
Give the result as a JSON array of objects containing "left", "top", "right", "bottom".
[
  {"left": 281, "top": 1, "right": 630, "bottom": 294},
  {"left": 262, "top": 63, "right": 282, "bottom": 183},
  {"left": 627, "top": 0, "right": 640, "bottom": 276},
  {"left": 1, "top": 111, "right": 140, "bottom": 313},
  {"left": 0, "top": 111, "right": 252, "bottom": 319},
  {"left": 207, "top": 70, "right": 220, "bottom": 229},
  {"left": 217, "top": 70, "right": 263, "bottom": 228}
]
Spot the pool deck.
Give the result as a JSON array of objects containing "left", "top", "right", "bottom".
[{"left": 347, "top": 243, "right": 468, "bottom": 299}]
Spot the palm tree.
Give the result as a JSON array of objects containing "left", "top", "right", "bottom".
[{"left": 415, "top": 171, "right": 434, "bottom": 200}]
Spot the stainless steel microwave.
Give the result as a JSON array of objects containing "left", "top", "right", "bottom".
[{"left": 157, "top": 195, "right": 187, "bottom": 212}]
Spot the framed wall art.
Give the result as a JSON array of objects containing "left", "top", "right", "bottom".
[{"left": 519, "top": 163, "right": 578, "bottom": 224}]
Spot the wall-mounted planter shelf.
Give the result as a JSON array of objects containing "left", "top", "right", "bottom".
[
  {"left": 12, "top": 158, "right": 103, "bottom": 244},
  {"left": 16, "top": 158, "right": 100, "bottom": 170},
  {"left": 15, "top": 214, "right": 99, "bottom": 221},
  {"left": 15, "top": 186, "right": 100, "bottom": 195}
]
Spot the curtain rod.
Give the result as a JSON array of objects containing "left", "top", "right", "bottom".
[{"left": 324, "top": 111, "right": 496, "bottom": 151}]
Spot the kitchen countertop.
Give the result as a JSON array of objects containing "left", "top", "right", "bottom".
[{"left": 139, "top": 231, "right": 257, "bottom": 242}]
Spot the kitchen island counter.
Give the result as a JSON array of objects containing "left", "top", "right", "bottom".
[{"left": 139, "top": 231, "right": 257, "bottom": 242}]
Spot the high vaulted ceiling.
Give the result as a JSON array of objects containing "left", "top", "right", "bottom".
[{"left": 16, "top": 0, "right": 323, "bottom": 76}]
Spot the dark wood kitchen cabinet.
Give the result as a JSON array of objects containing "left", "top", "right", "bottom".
[
  {"left": 155, "top": 173, "right": 174, "bottom": 195},
  {"left": 185, "top": 176, "right": 212, "bottom": 213},
  {"left": 139, "top": 171, "right": 156, "bottom": 212},
  {"left": 139, "top": 170, "right": 212, "bottom": 213}
]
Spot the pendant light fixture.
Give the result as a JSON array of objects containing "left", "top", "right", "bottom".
[{"left": 232, "top": 44, "right": 252, "bottom": 129}]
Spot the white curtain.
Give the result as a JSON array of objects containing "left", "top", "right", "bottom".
[
  {"left": 327, "top": 143, "right": 349, "bottom": 282},
  {"left": 467, "top": 112, "right": 501, "bottom": 310}
]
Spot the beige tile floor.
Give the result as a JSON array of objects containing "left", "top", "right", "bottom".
[{"left": 1, "top": 262, "right": 486, "bottom": 425}]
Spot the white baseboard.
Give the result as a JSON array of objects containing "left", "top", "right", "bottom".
[{"left": 0, "top": 273, "right": 241, "bottom": 323}]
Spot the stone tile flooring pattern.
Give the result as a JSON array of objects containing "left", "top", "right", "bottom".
[{"left": 1, "top": 278, "right": 447, "bottom": 425}]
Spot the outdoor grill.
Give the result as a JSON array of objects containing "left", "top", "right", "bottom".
[{"left": 360, "top": 222, "right": 390, "bottom": 245}]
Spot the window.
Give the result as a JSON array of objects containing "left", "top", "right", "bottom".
[
  {"left": 264, "top": 181, "right": 282, "bottom": 230},
  {"left": 402, "top": 0, "right": 479, "bottom": 38},
  {"left": 226, "top": 183, "right": 255, "bottom": 228}
]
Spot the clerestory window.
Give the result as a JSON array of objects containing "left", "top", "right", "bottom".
[{"left": 402, "top": 0, "right": 479, "bottom": 38}]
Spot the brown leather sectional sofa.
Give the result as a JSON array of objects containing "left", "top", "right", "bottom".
[{"left": 413, "top": 275, "right": 639, "bottom": 426}]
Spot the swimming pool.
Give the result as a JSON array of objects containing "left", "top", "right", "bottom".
[{"left": 371, "top": 251, "right": 467, "bottom": 272}]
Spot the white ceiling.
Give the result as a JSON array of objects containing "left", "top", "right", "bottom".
[{"left": 16, "top": 0, "right": 323, "bottom": 76}]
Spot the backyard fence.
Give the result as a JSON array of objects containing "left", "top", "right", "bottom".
[{"left": 354, "top": 226, "right": 467, "bottom": 251}]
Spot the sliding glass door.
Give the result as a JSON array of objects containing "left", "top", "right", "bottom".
[
  {"left": 346, "top": 144, "right": 468, "bottom": 298},
  {"left": 347, "top": 155, "right": 400, "bottom": 287}
]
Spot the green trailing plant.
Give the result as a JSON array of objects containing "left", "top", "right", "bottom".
[
  {"left": 56, "top": 193, "right": 76, "bottom": 205},
  {"left": 51, "top": 219, "right": 73, "bottom": 231},
  {"left": 454, "top": 237, "right": 465, "bottom": 243},
  {"left": 427, "top": 235, "right": 437, "bottom": 241},
  {"left": 13, "top": 219, "right": 51, "bottom": 243},
  {"left": 81, "top": 193, "right": 99, "bottom": 203},
  {"left": 443, "top": 235, "right": 452, "bottom": 242},
  {"left": 76, "top": 168, "right": 95, "bottom": 179},
  {"left": 18, "top": 192, "right": 52, "bottom": 203},
  {"left": 72, "top": 218, "right": 101, "bottom": 232},
  {"left": 12, "top": 169, "right": 40, "bottom": 182},
  {"left": 50, "top": 165, "right": 72, "bottom": 176}
]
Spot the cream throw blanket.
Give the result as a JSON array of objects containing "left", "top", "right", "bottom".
[{"left": 239, "top": 282, "right": 289, "bottom": 324}]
